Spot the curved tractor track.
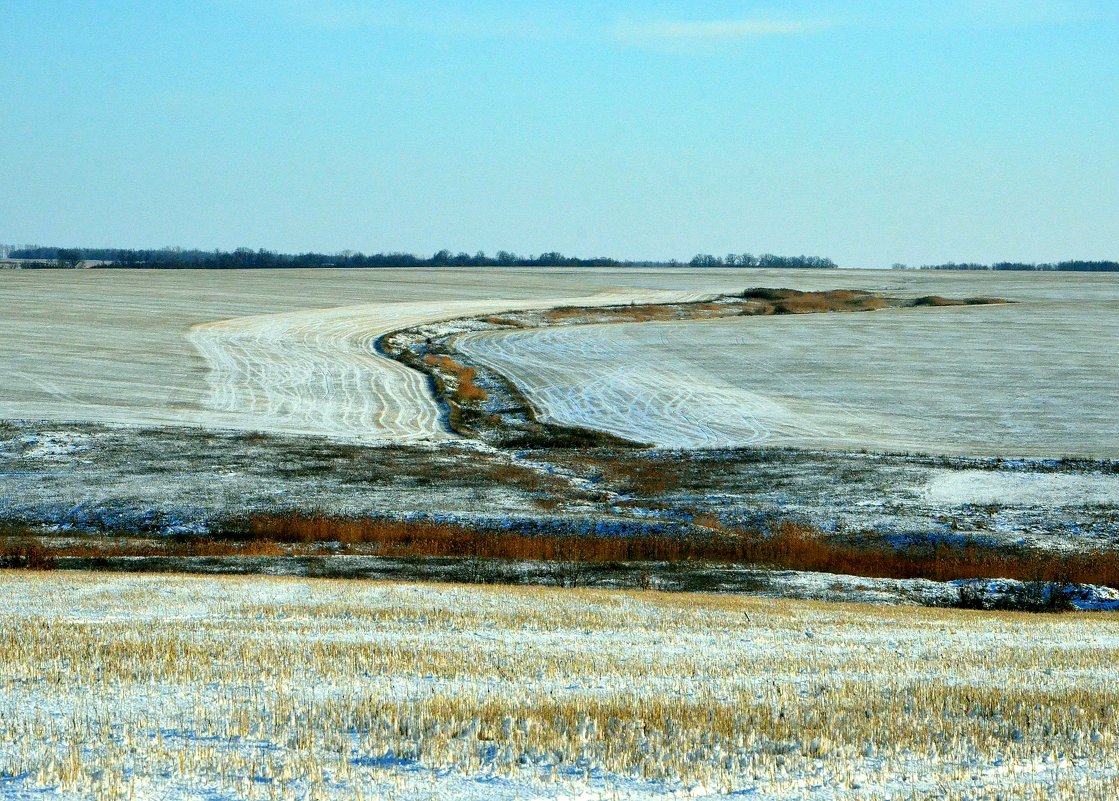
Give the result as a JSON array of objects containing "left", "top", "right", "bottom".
[
  {"left": 186, "top": 291, "right": 709, "bottom": 443},
  {"left": 376, "top": 289, "right": 1009, "bottom": 450}
]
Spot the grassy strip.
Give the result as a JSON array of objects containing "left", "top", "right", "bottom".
[
  {"left": 224, "top": 515, "right": 1119, "bottom": 586},
  {"left": 422, "top": 354, "right": 487, "bottom": 403},
  {"left": 6, "top": 514, "right": 1116, "bottom": 589}
]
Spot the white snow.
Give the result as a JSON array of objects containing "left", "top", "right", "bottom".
[
  {"left": 456, "top": 285, "right": 1119, "bottom": 457},
  {"left": 3, "top": 572, "right": 1119, "bottom": 800},
  {"left": 18, "top": 431, "right": 93, "bottom": 460},
  {"left": 923, "top": 470, "right": 1119, "bottom": 507},
  {"left": 4, "top": 268, "right": 1118, "bottom": 453}
]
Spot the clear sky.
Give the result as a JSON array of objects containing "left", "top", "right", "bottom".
[{"left": 2, "top": 1, "right": 1117, "bottom": 267}]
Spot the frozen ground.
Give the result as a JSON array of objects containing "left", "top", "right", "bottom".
[
  {"left": 0, "top": 267, "right": 737, "bottom": 439},
  {"left": 5, "top": 269, "right": 1119, "bottom": 801},
  {"left": 2, "top": 422, "right": 1115, "bottom": 549},
  {"left": 1, "top": 267, "right": 1115, "bottom": 453},
  {"left": 457, "top": 278, "right": 1119, "bottom": 457},
  {"left": 922, "top": 470, "right": 1119, "bottom": 507},
  {"left": 3, "top": 572, "right": 1119, "bottom": 800},
  {"left": 187, "top": 290, "right": 710, "bottom": 441}
]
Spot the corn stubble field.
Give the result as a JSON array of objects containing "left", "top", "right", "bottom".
[
  {"left": 2, "top": 267, "right": 1119, "bottom": 798},
  {"left": 5, "top": 572, "right": 1119, "bottom": 801}
]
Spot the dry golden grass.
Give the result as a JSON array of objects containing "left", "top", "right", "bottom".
[
  {"left": 534, "top": 290, "right": 1003, "bottom": 333},
  {"left": 542, "top": 306, "right": 586, "bottom": 321},
  {"left": 483, "top": 315, "right": 526, "bottom": 327},
  {"left": 422, "top": 353, "right": 488, "bottom": 403},
  {"left": 543, "top": 304, "right": 679, "bottom": 323},
  {"left": 607, "top": 304, "right": 677, "bottom": 322},
  {"left": 1, "top": 572, "right": 1118, "bottom": 799}
]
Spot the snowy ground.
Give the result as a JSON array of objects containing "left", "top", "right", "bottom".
[
  {"left": 0, "top": 267, "right": 742, "bottom": 439},
  {"left": 921, "top": 470, "right": 1119, "bottom": 507},
  {"left": 5, "top": 269, "right": 1119, "bottom": 801},
  {"left": 2, "top": 572, "right": 1119, "bottom": 801},
  {"left": 2, "top": 267, "right": 1116, "bottom": 453},
  {"left": 3, "top": 421, "right": 1116, "bottom": 549},
  {"left": 456, "top": 294, "right": 1119, "bottom": 458},
  {"left": 186, "top": 290, "right": 708, "bottom": 441}
]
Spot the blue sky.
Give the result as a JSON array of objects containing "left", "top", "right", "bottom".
[{"left": 2, "top": 1, "right": 1116, "bottom": 267}]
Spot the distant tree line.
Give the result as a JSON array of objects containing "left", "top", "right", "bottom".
[
  {"left": 688, "top": 253, "right": 836, "bottom": 269},
  {"left": 918, "top": 260, "right": 1119, "bottom": 272},
  {"left": 7, "top": 246, "right": 839, "bottom": 270}
]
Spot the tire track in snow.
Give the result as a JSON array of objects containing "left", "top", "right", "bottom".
[
  {"left": 189, "top": 304, "right": 445, "bottom": 442},
  {"left": 457, "top": 322, "right": 835, "bottom": 449},
  {"left": 187, "top": 292, "right": 705, "bottom": 442}
]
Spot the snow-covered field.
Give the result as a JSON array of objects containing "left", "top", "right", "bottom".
[
  {"left": 187, "top": 291, "right": 712, "bottom": 440},
  {"left": 922, "top": 469, "right": 1119, "bottom": 508},
  {"left": 0, "top": 268, "right": 736, "bottom": 440},
  {"left": 2, "top": 267, "right": 1115, "bottom": 452},
  {"left": 2, "top": 571, "right": 1118, "bottom": 800},
  {"left": 457, "top": 275, "right": 1119, "bottom": 457}
]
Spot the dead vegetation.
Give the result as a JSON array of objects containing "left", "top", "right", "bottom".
[
  {"left": 544, "top": 303, "right": 676, "bottom": 323},
  {"left": 739, "top": 521, "right": 1119, "bottom": 588},
  {"left": 6, "top": 573, "right": 1119, "bottom": 799},
  {"left": 381, "top": 326, "right": 650, "bottom": 449},
  {"left": 536, "top": 288, "right": 1005, "bottom": 323},
  {"left": 739, "top": 288, "right": 1005, "bottom": 315},
  {"left": 9, "top": 513, "right": 1119, "bottom": 591},
  {"left": 422, "top": 354, "right": 488, "bottom": 403},
  {"left": 585, "top": 454, "right": 690, "bottom": 496},
  {"left": 911, "top": 294, "right": 1008, "bottom": 307},
  {"left": 483, "top": 315, "right": 525, "bottom": 327},
  {"left": 0, "top": 539, "right": 55, "bottom": 570},
  {"left": 539, "top": 288, "right": 985, "bottom": 324}
]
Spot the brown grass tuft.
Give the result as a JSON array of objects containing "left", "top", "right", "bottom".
[{"left": 423, "top": 354, "right": 488, "bottom": 403}]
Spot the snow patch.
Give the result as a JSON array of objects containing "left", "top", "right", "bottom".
[
  {"left": 924, "top": 470, "right": 1119, "bottom": 507},
  {"left": 20, "top": 431, "right": 93, "bottom": 460}
]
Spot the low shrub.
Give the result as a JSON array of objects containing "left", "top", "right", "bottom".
[
  {"left": 0, "top": 540, "right": 56, "bottom": 570},
  {"left": 952, "top": 581, "right": 1074, "bottom": 613},
  {"left": 740, "top": 288, "right": 800, "bottom": 301},
  {"left": 910, "top": 295, "right": 955, "bottom": 307},
  {"left": 10, "top": 510, "right": 1113, "bottom": 594},
  {"left": 209, "top": 514, "right": 1119, "bottom": 590}
]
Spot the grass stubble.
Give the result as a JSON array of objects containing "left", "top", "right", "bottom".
[{"left": 2, "top": 572, "right": 1118, "bottom": 800}]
